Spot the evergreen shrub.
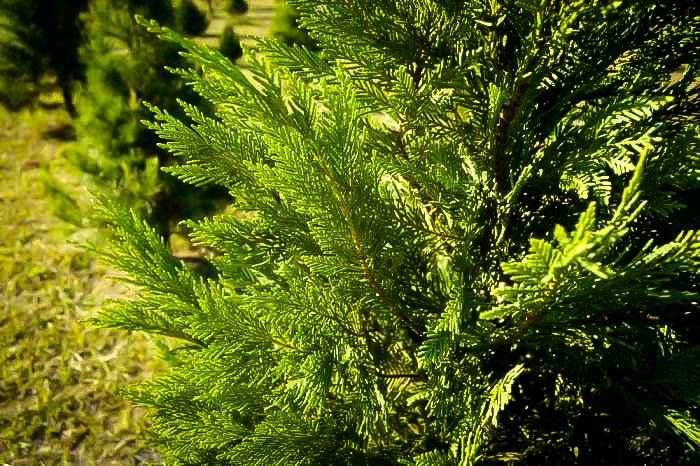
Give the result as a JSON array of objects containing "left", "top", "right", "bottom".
[
  {"left": 269, "top": 0, "right": 318, "bottom": 50},
  {"left": 175, "top": 0, "right": 210, "bottom": 36},
  {"left": 93, "top": 1, "right": 700, "bottom": 464},
  {"left": 0, "top": 0, "right": 88, "bottom": 116},
  {"left": 219, "top": 25, "right": 244, "bottom": 63},
  {"left": 141, "top": 0, "right": 176, "bottom": 24},
  {"left": 225, "top": 0, "right": 249, "bottom": 16},
  {"left": 48, "top": 0, "right": 224, "bottom": 235}
]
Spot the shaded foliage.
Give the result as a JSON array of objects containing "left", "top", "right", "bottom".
[
  {"left": 47, "top": 0, "right": 226, "bottom": 236},
  {"left": 268, "top": 0, "right": 318, "bottom": 50},
  {"left": 175, "top": 0, "right": 209, "bottom": 36},
  {"left": 0, "top": 0, "right": 88, "bottom": 116},
  {"left": 219, "top": 24, "right": 243, "bottom": 63},
  {"left": 225, "top": 0, "right": 249, "bottom": 16}
]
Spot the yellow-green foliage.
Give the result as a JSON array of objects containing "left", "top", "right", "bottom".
[{"left": 0, "top": 99, "right": 165, "bottom": 464}]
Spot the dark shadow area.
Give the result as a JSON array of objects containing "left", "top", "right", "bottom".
[
  {"left": 43, "top": 123, "right": 76, "bottom": 141},
  {"left": 37, "top": 101, "right": 63, "bottom": 110}
]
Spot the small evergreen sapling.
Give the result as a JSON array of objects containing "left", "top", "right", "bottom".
[
  {"left": 0, "top": 0, "right": 88, "bottom": 116},
  {"left": 92, "top": 1, "right": 700, "bottom": 464},
  {"left": 225, "top": 0, "right": 249, "bottom": 16},
  {"left": 47, "top": 0, "right": 225, "bottom": 236},
  {"left": 269, "top": 0, "right": 318, "bottom": 50},
  {"left": 219, "top": 25, "right": 243, "bottom": 63},
  {"left": 175, "top": 0, "right": 210, "bottom": 36}
]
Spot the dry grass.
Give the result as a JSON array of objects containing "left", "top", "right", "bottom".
[
  {"left": 0, "top": 95, "right": 166, "bottom": 465},
  {"left": 198, "top": 0, "right": 277, "bottom": 47},
  {"left": 0, "top": 3, "right": 277, "bottom": 464}
]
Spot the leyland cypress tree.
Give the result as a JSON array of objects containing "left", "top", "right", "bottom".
[
  {"left": 0, "top": 0, "right": 88, "bottom": 116},
  {"left": 175, "top": 0, "right": 210, "bottom": 36},
  {"left": 225, "top": 0, "right": 249, "bottom": 16},
  {"left": 219, "top": 24, "right": 244, "bottom": 63},
  {"left": 91, "top": 1, "right": 699, "bottom": 463},
  {"left": 53, "top": 0, "right": 224, "bottom": 234}
]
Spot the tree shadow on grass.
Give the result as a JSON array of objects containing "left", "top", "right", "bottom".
[{"left": 43, "top": 122, "right": 75, "bottom": 141}]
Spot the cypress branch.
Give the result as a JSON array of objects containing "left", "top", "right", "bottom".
[{"left": 90, "top": 1, "right": 700, "bottom": 463}]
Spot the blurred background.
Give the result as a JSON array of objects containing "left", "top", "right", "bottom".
[{"left": 0, "top": 0, "right": 314, "bottom": 463}]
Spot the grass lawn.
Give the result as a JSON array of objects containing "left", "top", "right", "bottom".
[
  {"left": 0, "top": 3, "right": 274, "bottom": 463},
  {"left": 0, "top": 95, "right": 167, "bottom": 465},
  {"left": 201, "top": 0, "right": 277, "bottom": 47}
]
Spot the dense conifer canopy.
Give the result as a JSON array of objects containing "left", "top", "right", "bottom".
[{"left": 92, "top": 0, "right": 699, "bottom": 463}]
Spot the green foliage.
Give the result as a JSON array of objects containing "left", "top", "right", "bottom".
[
  {"left": 225, "top": 0, "right": 249, "bottom": 16},
  {"left": 140, "top": 0, "right": 176, "bottom": 24},
  {"left": 0, "top": 0, "right": 88, "bottom": 116},
  {"left": 94, "top": 0, "right": 700, "bottom": 464},
  {"left": 48, "top": 0, "right": 225, "bottom": 235},
  {"left": 268, "top": 0, "right": 318, "bottom": 50},
  {"left": 219, "top": 25, "right": 243, "bottom": 63},
  {"left": 0, "top": 104, "right": 164, "bottom": 464},
  {"left": 175, "top": 0, "right": 210, "bottom": 36}
]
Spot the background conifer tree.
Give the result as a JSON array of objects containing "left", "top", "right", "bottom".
[
  {"left": 0, "top": 0, "right": 88, "bottom": 116},
  {"left": 92, "top": 0, "right": 699, "bottom": 463},
  {"left": 268, "top": 0, "right": 318, "bottom": 50},
  {"left": 225, "top": 0, "right": 249, "bottom": 16},
  {"left": 219, "top": 24, "right": 243, "bottom": 63},
  {"left": 49, "top": 0, "right": 225, "bottom": 235},
  {"left": 175, "top": 0, "right": 210, "bottom": 36}
]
